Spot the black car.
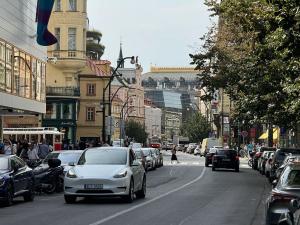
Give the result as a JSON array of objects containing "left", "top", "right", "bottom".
[
  {"left": 266, "top": 163, "right": 300, "bottom": 225},
  {"left": 269, "top": 148, "right": 300, "bottom": 182},
  {"left": 212, "top": 149, "right": 239, "bottom": 172},
  {"left": 205, "top": 148, "right": 217, "bottom": 167},
  {"left": 0, "top": 155, "right": 35, "bottom": 206}
]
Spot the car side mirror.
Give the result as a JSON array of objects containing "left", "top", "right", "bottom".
[
  {"left": 272, "top": 180, "right": 278, "bottom": 188},
  {"left": 68, "top": 162, "right": 75, "bottom": 166}
]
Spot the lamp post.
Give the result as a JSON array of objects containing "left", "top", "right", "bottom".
[
  {"left": 102, "top": 56, "right": 135, "bottom": 144},
  {"left": 119, "top": 94, "right": 136, "bottom": 146}
]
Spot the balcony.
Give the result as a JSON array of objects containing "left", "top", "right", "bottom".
[
  {"left": 46, "top": 86, "right": 80, "bottom": 97},
  {"left": 47, "top": 50, "right": 87, "bottom": 70}
]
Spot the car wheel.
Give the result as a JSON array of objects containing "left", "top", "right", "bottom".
[
  {"left": 123, "top": 179, "right": 134, "bottom": 203},
  {"left": 235, "top": 166, "right": 239, "bottom": 172},
  {"left": 212, "top": 166, "right": 216, "bottom": 171},
  {"left": 3, "top": 183, "right": 14, "bottom": 206},
  {"left": 136, "top": 176, "right": 146, "bottom": 199},
  {"left": 64, "top": 195, "right": 77, "bottom": 204},
  {"left": 44, "top": 180, "right": 56, "bottom": 194},
  {"left": 23, "top": 182, "right": 35, "bottom": 202}
]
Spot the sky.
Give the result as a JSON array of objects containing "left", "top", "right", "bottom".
[{"left": 87, "top": 0, "right": 213, "bottom": 72}]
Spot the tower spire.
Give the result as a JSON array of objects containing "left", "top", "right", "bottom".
[{"left": 117, "top": 41, "right": 124, "bottom": 68}]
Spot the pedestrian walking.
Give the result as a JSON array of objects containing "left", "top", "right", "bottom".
[
  {"left": 38, "top": 139, "right": 50, "bottom": 159},
  {"left": 171, "top": 145, "right": 179, "bottom": 164}
]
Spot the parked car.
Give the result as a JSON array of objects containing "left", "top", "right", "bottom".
[
  {"left": 253, "top": 147, "right": 275, "bottom": 170},
  {"left": 41, "top": 150, "right": 83, "bottom": 174},
  {"left": 265, "top": 162, "right": 300, "bottom": 225},
  {"left": 269, "top": 148, "right": 300, "bottom": 182},
  {"left": 212, "top": 149, "right": 239, "bottom": 172},
  {"left": 194, "top": 145, "right": 201, "bottom": 155},
  {"left": 154, "top": 149, "right": 163, "bottom": 167},
  {"left": 177, "top": 144, "right": 185, "bottom": 152},
  {"left": 112, "top": 139, "right": 125, "bottom": 147},
  {"left": 205, "top": 148, "right": 217, "bottom": 167},
  {"left": 288, "top": 199, "right": 300, "bottom": 225},
  {"left": 64, "top": 147, "right": 146, "bottom": 203},
  {"left": 258, "top": 150, "right": 275, "bottom": 174},
  {"left": 265, "top": 152, "right": 275, "bottom": 178},
  {"left": 141, "top": 148, "right": 156, "bottom": 170},
  {"left": 186, "top": 143, "right": 197, "bottom": 154},
  {"left": 133, "top": 149, "right": 146, "bottom": 171},
  {"left": 0, "top": 155, "right": 35, "bottom": 206},
  {"left": 275, "top": 155, "right": 300, "bottom": 179},
  {"left": 130, "top": 143, "right": 143, "bottom": 149}
]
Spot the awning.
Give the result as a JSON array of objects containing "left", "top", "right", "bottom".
[{"left": 258, "top": 128, "right": 280, "bottom": 140}]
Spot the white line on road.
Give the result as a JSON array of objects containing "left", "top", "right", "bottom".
[{"left": 88, "top": 167, "right": 207, "bottom": 225}]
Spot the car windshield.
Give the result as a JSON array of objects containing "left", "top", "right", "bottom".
[
  {"left": 78, "top": 149, "right": 127, "bottom": 165},
  {"left": 43, "top": 152, "right": 82, "bottom": 165},
  {"left": 134, "top": 151, "right": 142, "bottom": 159},
  {"left": 142, "top": 149, "right": 151, "bottom": 156},
  {"left": 281, "top": 167, "right": 300, "bottom": 187},
  {"left": 0, "top": 158, "right": 9, "bottom": 170}
]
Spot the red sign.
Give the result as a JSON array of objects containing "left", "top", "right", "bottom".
[{"left": 250, "top": 128, "right": 256, "bottom": 138}]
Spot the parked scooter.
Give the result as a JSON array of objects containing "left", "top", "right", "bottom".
[{"left": 33, "top": 158, "right": 64, "bottom": 194}]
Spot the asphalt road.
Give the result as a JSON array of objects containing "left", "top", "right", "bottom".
[{"left": 0, "top": 151, "right": 271, "bottom": 225}]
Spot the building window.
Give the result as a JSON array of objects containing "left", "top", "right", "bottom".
[
  {"left": 83, "top": 0, "right": 87, "bottom": 12},
  {"left": 61, "top": 103, "right": 73, "bottom": 119},
  {"left": 54, "top": 28, "right": 60, "bottom": 50},
  {"left": 87, "top": 83, "right": 96, "bottom": 96},
  {"left": 86, "top": 107, "right": 95, "bottom": 121},
  {"left": 55, "top": 0, "right": 61, "bottom": 11},
  {"left": 0, "top": 41, "right": 5, "bottom": 91},
  {"left": 68, "top": 28, "right": 76, "bottom": 50},
  {"left": 46, "top": 103, "right": 57, "bottom": 119},
  {"left": 69, "top": 0, "right": 77, "bottom": 11}
]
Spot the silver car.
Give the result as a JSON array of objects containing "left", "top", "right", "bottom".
[
  {"left": 64, "top": 147, "right": 146, "bottom": 203},
  {"left": 141, "top": 148, "right": 156, "bottom": 170}
]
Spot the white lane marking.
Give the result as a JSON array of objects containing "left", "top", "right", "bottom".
[{"left": 88, "top": 167, "right": 207, "bottom": 225}]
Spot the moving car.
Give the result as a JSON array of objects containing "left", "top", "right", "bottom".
[
  {"left": 265, "top": 162, "right": 300, "bottom": 225},
  {"left": 212, "top": 149, "right": 239, "bottom": 172},
  {"left": 64, "top": 147, "right": 146, "bottom": 203},
  {"left": 193, "top": 145, "right": 201, "bottom": 155},
  {"left": 0, "top": 155, "right": 35, "bottom": 206}
]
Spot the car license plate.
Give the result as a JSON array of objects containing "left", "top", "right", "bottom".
[{"left": 84, "top": 184, "right": 103, "bottom": 190}]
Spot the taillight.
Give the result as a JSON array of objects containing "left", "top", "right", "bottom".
[{"left": 271, "top": 191, "right": 295, "bottom": 202}]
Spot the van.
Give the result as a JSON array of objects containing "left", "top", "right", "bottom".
[{"left": 200, "top": 138, "right": 221, "bottom": 156}]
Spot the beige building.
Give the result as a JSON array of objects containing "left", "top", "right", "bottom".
[
  {"left": 42, "top": 0, "right": 88, "bottom": 144},
  {"left": 76, "top": 60, "right": 111, "bottom": 144}
]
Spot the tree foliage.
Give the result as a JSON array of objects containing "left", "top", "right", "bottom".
[
  {"left": 190, "top": 0, "right": 300, "bottom": 129},
  {"left": 181, "top": 113, "right": 210, "bottom": 142},
  {"left": 125, "top": 120, "right": 148, "bottom": 144}
]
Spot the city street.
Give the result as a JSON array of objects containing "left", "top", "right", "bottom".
[{"left": 1, "top": 151, "right": 270, "bottom": 225}]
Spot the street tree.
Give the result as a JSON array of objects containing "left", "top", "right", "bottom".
[
  {"left": 181, "top": 113, "right": 210, "bottom": 143},
  {"left": 125, "top": 120, "right": 148, "bottom": 144}
]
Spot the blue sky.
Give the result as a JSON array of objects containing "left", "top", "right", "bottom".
[{"left": 87, "top": 0, "right": 213, "bottom": 72}]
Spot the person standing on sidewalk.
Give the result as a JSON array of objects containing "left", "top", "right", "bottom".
[{"left": 171, "top": 145, "right": 179, "bottom": 164}]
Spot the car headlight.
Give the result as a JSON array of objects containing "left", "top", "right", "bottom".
[
  {"left": 0, "top": 178, "right": 5, "bottom": 187},
  {"left": 66, "top": 168, "right": 77, "bottom": 178},
  {"left": 113, "top": 169, "right": 128, "bottom": 178},
  {"left": 146, "top": 156, "right": 151, "bottom": 161}
]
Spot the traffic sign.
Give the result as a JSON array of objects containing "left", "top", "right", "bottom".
[{"left": 241, "top": 131, "right": 248, "bottom": 137}]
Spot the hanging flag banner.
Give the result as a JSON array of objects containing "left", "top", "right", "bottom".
[{"left": 36, "top": 0, "right": 57, "bottom": 46}]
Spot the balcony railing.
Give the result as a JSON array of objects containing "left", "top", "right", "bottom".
[
  {"left": 46, "top": 86, "right": 80, "bottom": 97},
  {"left": 48, "top": 50, "right": 86, "bottom": 60}
]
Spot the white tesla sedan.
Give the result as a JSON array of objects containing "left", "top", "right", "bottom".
[{"left": 64, "top": 147, "right": 146, "bottom": 203}]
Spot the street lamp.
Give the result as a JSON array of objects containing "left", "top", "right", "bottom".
[
  {"left": 102, "top": 56, "right": 136, "bottom": 144},
  {"left": 119, "top": 94, "right": 136, "bottom": 146}
]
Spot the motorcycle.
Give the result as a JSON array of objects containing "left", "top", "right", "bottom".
[{"left": 33, "top": 158, "right": 64, "bottom": 194}]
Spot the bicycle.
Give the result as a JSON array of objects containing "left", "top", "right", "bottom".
[{"left": 248, "top": 158, "right": 253, "bottom": 167}]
